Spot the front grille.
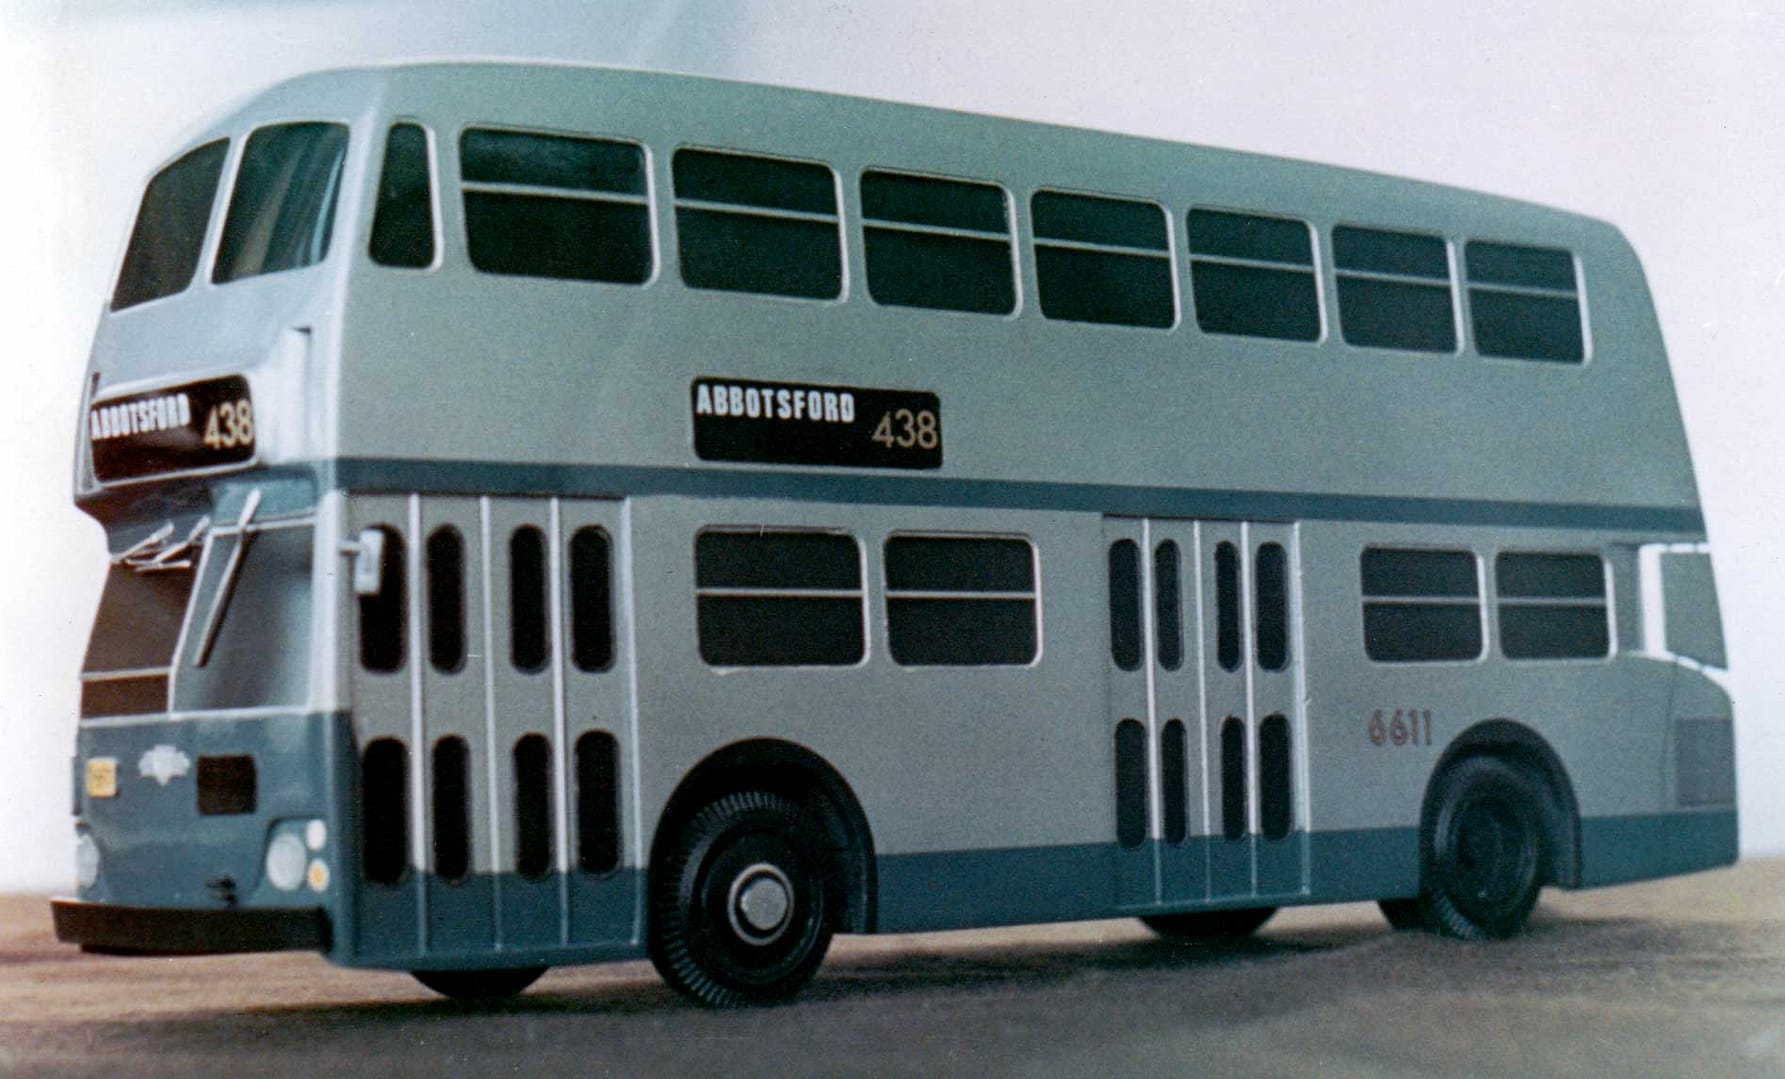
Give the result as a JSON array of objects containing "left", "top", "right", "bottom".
[{"left": 1676, "top": 718, "right": 1736, "bottom": 807}]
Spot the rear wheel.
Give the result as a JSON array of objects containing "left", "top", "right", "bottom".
[
  {"left": 1141, "top": 906, "right": 1277, "bottom": 941},
  {"left": 648, "top": 790, "right": 834, "bottom": 1007},
  {"left": 1402, "top": 756, "right": 1548, "bottom": 939},
  {"left": 411, "top": 966, "right": 547, "bottom": 1000}
]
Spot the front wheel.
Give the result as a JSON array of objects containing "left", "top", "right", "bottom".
[
  {"left": 1141, "top": 906, "right": 1277, "bottom": 941},
  {"left": 412, "top": 966, "right": 547, "bottom": 1000},
  {"left": 1405, "top": 756, "right": 1548, "bottom": 940},
  {"left": 648, "top": 790, "right": 834, "bottom": 1007}
]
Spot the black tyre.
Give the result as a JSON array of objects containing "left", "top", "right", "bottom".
[
  {"left": 649, "top": 790, "right": 834, "bottom": 1007},
  {"left": 1408, "top": 756, "right": 1548, "bottom": 940},
  {"left": 1141, "top": 906, "right": 1277, "bottom": 941},
  {"left": 412, "top": 966, "right": 547, "bottom": 1000}
]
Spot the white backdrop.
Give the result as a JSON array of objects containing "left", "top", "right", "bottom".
[{"left": 3, "top": 1, "right": 1780, "bottom": 890}]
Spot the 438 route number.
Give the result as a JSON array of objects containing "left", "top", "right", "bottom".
[
  {"left": 1368, "top": 708, "right": 1433, "bottom": 747},
  {"left": 202, "top": 399, "right": 254, "bottom": 450},
  {"left": 870, "top": 408, "right": 939, "bottom": 451}
]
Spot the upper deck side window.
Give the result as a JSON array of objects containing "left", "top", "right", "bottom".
[
  {"left": 861, "top": 169, "right": 1015, "bottom": 315},
  {"left": 213, "top": 122, "right": 350, "bottom": 285},
  {"left": 673, "top": 148, "right": 841, "bottom": 300},
  {"left": 1031, "top": 190, "right": 1174, "bottom": 329},
  {"left": 1332, "top": 225, "right": 1457, "bottom": 353},
  {"left": 370, "top": 123, "right": 435, "bottom": 269},
  {"left": 111, "top": 140, "right": 229, "bottom": 311},
  {"left": 1465, "top": 241, "right": 1585, "bottom": 363},
  {"left": 1188, "top": 209, "right": 1321, "bottom": 342},
  {"left": 461, "top": 127, "right": 651, "bottom": 284}
]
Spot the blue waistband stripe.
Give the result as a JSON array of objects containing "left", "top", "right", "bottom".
[{"left": 327, "top": 458, "right": 1704, "bottom": 534}]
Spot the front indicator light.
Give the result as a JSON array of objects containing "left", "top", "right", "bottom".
[
  {"left": 307, "top": 859, "right": 329, "bottom": 892},
  {"left": 85, "top": 758, "right": 118, "bottom": 799}
]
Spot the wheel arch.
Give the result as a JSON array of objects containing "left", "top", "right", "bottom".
[
  {"left": 1427, "top": 719, "right": 1581, "bottom": 887},
  {"left": 650, "top": 738, "right": 877, "bottom": 933}
]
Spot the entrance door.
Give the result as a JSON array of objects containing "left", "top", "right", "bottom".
[
  {"left": 1201, "top": 521, "right": 1306, "bottom": 901},
  {"left": 1107, "top": 518, "right": 1205, "bottom": 910},
  {"left": 348, "top": 494, "right": 634, "bottom": 963},
  {"left": 1107, "top": 518, "right": 1306, "bottom": 913}
]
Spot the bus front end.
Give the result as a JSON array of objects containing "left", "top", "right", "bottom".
[{"left": 53, "top": 99, "right": 364, "bottom": 959}]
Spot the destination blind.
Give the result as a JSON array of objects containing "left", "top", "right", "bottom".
[{"left": 691, "top": 377, "right": 942, "bottom": 470}]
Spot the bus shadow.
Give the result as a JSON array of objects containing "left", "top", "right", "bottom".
[
  {"left": 272, "top": 919, "right": 1391, "bottom": 1021},
  {"left": 49, "top": 914, "right": 1739, "bottom": 1066}
]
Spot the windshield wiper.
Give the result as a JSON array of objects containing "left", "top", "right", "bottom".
[
  {"left": 192, "top": 489, "right": 262, "bottom": 667},
  {"left": 114, "top": 514, "right": 212, "bottom": 573}
]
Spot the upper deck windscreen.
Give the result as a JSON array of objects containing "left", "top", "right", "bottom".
[
  {"left": 110, "top": 140, "right": 229, "bottom": 312},
  {"left": 213, "top": 122, "right": 349, "bottom": 284}
]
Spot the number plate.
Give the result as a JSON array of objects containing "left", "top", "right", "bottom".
[
  {"left": 692, "top": 378, "right": 942, "bottom": 470},
  {"left": 88, "top": 375, "right": 255, "bottom": 482}
]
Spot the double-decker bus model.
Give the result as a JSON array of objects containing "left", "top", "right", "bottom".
[{"left": 55, "top": 63, "right": 1735, "bottom": 1007}]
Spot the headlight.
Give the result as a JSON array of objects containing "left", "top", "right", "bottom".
[
  {"left": 265, "top": 832, "right": 307, "bottom": 891},
  {"left": 75, "top": 834, "right": 100, "bottom": 888}
]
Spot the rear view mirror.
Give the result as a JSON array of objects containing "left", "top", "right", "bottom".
[{"left": 351, "top": 528, "right": 386, "bottom": 597}]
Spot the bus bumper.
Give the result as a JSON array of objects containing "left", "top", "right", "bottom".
[{"left": 51, "top": 898, "right": 330, "bottom": 956}]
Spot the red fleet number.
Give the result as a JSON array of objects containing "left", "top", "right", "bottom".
[{"left": 1368, "top": 708, "right": 1432, "bottom": 747}]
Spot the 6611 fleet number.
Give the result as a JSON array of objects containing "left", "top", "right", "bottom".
[{"left": 1368, "top": 709, "right": 1433, "bottom": 747}]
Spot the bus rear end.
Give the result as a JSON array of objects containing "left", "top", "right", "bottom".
[{"left": 53, "top": 87, "right": 366, "bottom": 958}]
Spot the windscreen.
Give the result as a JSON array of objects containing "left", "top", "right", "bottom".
[
  {"left": 110, "top": 140, "right": 229, "bottom": 311},
  {"left": 80, "top": 560, "right": 196, "bottom": 717},
  {"left": 213, "top": 122, "right": 349, "bottom": 284}
]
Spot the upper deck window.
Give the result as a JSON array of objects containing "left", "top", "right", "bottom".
[
  {"left": 1333, "top": 226, "right": 1456, "bottom": 353},
  {"left": 1031, "top": 191, "right": 1173, "bottom": 329},
  {"left": 111, "top": 140, "right": 228, "bottom": 311},
  {"left": 1466, "top": 241, "right": 1584, "bottom": 363},
  {"left": 862, "top": 170, "right": 1015, "bottom": 315},
  {"left": 213, "top": 123, "right": 349, "bottom": 284},
  {"left": 1188, "top": 209, "right": 1321, "bottom": 341},
  {"left": 673, "top": 149, "right": 841, "bottom": 300},
  {"left": 461, "top": 128, "right": 650, "bottom": 284},
  {"left": 370, "top": 124, "right": 435, "bottom": 269}
]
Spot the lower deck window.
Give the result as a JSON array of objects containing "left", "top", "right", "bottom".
[
  {"left": 1361, "top": 547, "right": 1483, "bottom": 662},
  {"left": 884, "top": 535, "right": 1037, "bottom": 666},
  {"left": 1496, "top": 552, "right": 1609, "bottom": 659},
  {"left": 695, "top": 530, "right": 863, "bottom": 666}
]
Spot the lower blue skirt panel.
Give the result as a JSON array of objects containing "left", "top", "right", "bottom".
[
  {"left": 1578, "top": 810, "right": 1738, "bottom": 887},
  {"left": 331, "top": 810, "right": 1736, "bottom": 966}
]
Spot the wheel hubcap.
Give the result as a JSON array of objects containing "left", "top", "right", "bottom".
[{"left": 727, "top": 862, "right": 793, "bottom": 945}]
